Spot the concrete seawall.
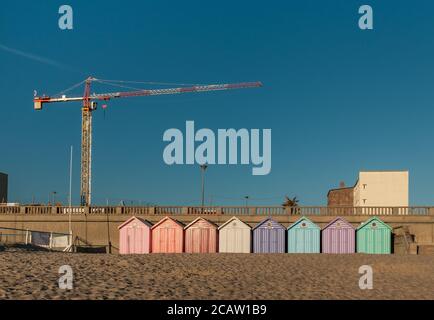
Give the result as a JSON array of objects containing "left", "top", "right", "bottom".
[{"left": 1, "top": 212, "right": 434, "bottom": 253}]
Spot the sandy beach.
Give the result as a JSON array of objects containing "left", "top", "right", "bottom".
[{"left": 0, "top": 246, "right": 433, "bottom": 300}]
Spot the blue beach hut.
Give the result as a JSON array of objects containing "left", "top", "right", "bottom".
[{"left": 287, "top": 217, "right": 320, "bottom": 253}]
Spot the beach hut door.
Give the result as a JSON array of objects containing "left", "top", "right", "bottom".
[
  {"left": 233, "top": 228, "right": 243, "bottom": 252},
  {"left": 169, "top": 228, "right": 176, "bottom": 253},
  {"left": 127, "top": 226, "right": 141, "bottom": 254},
  {"left": 201, "top": 229, "right": 210, "bottom": 253},
  {"left": 127, "top": 227, "right": 134, "bottom": 254},
  {"left": 192, "top": 228, "right": 208, "bottom": 253},
  {"left": 366, "top": 229, "right": 376, "bottom": 253},
  {"left": 159, "top": 228, "right": 167, "bottom": 252},
  {"left": 269, "top": 229, "right": 278, "bottom": 253},
  {"left": 331, "top": 229, "right": 340, "bottom": 252}
]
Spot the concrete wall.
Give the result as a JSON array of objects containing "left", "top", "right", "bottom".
[
  {"left": 354, "top": 171, "right": 409, "bottom": 207},
  {"left": 1, "top": 212, "right": 434, "bottom": 253}
]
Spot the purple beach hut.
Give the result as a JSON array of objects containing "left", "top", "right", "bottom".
[
  {"left": 321, "top": 217, "right": 355, "bottom": 254},
  {"left": 252, "top": 217, "right": 286, "bottom": 253}
]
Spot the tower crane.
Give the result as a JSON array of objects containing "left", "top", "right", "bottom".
[{"left": 34, "top": 77, "right": 262, "bottom": 206}]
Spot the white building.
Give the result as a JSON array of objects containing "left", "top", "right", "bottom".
[{"left": 353, "top": 171, "right": 409, "bottom": 207}]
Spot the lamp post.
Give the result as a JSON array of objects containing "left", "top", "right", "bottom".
[
  {"left": 244, "top": 195, "right": 249, "bottom": 207},
  {"left": 200, "top": 164, "right": 208, "bottom": 208}
]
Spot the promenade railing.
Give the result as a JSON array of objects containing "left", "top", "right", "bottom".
[{"left": 0, "top": 205, "right": 433, "bottom": 216}]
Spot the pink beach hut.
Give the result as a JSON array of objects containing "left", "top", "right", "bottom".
[
  {"left": 321, "top": 217, "right": 355, "bottom": 254},
  {"left": 118, "top": 216, "right": 152, "bottom": 254},
  {"left": 151, "top": 216, "right": 185, "bottom": 253},
  {"left": 184, "top": 217, "right": 218, "bottom": 253}
]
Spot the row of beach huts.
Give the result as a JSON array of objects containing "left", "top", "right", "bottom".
[
  {"left": 119, "top": 217, "right": 392, "bottom": 254},
  {"left": 118, "top": 216, "right": 392, "bottom": 255}
]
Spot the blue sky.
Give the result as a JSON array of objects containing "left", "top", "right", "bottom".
[{"left": 1, "top": 0, "right": 434, "bottom": 206}]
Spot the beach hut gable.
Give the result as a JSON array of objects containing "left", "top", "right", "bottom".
[
  {"left": 287, "top": 217, "right": 319, "bottom": 230},
  {"left": 253, "top": 217, "right": 285, "bottom": 230},
  {"left": 357, "top": 217, "right": 392, "bottom": 231},
  {"left": 118, "top": 216, "right": 152, "bottom": 230},
  {"left": 184, "top": 217, "right": 218, "bottom": 230},
  {"left": 151, "top": 216, "right": 184, "bottom": 229},
  {"left": 218, "top": 216, "right": 251, "bottom": 230},
  {"left": 323, "top": 217, "right": 355, "bottom": 230}
]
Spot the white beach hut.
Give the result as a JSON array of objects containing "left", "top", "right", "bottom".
[{"left": 218, "top": 216, "right": 251, "bottom": 253}]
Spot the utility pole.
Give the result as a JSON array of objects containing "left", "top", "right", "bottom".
[
  {"left": 68, "top": 145, "right": 73, "bottom": 237},
  {"left": 200, "top": 164, "right": 208, "bottom": 208}
]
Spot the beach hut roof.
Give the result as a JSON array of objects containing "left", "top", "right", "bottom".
[
  {"left": 118, "top": 216, "right": 153, "bottom": 230},
  {"left": 218, "top": 216, "right": 251, "bottom": 230},
  {"left": 184, "top": 217, "right": 218, "bottom": 230},
  {"left": 287, "top": 216, "right": 319, "bottom": 230},
  {"left": 151, "top": 216, "right": 185, "bottom": 229},
  {"left": 253, "top": 217, "right": 285, "bottom": 230},
  {"left": 357, "top": 216, "right": 392, "bottom": 231},
  {"left": 322, "top": 216, "right": 355, "bottom": 230}
]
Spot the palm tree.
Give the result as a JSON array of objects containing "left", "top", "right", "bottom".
[{"left": 282, "top": 196, "right": 300, "bottom": 215}]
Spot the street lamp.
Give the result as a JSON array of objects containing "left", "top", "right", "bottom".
[
  {"left": 200, "top": 164, "right": 208, "bottom": 207},
  {"left": 244, "top": 195, "right": 249, "bottom": 207}
]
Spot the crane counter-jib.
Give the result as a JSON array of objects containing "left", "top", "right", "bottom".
[{"left": 33, "top": 96, "right": 84, "bottom": 110}]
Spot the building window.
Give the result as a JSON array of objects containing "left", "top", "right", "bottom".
[
  {"left": 363, "top": 184, "right": 367, "bottom": 189},
  {"left": 363, "top": 199, "right": 367, "bottom": 204}
]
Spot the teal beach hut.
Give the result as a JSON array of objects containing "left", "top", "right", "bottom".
[
  {"left": 356, "top": 217, "right": 392, "bottom": 254},
  {"left": 287, "top": 217, "right": 320, "bottom": 253}
]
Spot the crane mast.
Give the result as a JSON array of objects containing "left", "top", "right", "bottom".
[
  {"left": 81, "top": 78, "right": 93, "bottom": 206},
  {"left": 34, "top": 77, "right": 262, "bottom": 206}
]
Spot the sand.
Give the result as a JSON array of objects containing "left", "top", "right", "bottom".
[{"left": 0, "top": 247, "right": 433, "bottom": 300}]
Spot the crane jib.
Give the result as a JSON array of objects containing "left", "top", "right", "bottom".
[
  {"left": 33, "top": 82, "right": 262, "bottom": 106},
  {"left": 90, "top": 82, "right": 262, "bottom": 101}
]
